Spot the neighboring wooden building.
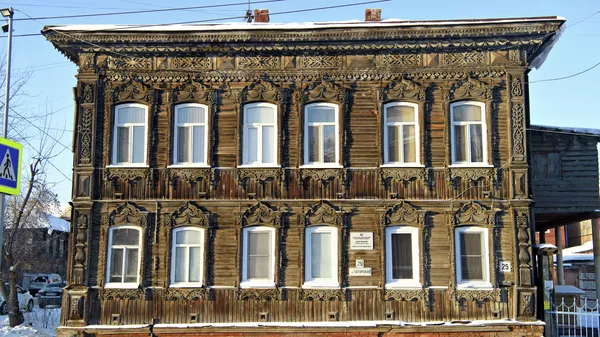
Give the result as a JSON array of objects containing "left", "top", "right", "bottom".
[{"left": 44, "top": 14, "right": 566, "bottom": 337}]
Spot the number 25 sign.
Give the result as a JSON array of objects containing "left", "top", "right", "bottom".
[{"left": 499, "top": 260, "right": 512, "bottom": 273}]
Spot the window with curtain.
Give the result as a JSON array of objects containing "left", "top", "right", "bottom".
[
  {"left": 243, "top": 103, "right": 277, "bottom": 166},
  {"left": 455, "top": 226, "right": 491, "bottom": 287},
  {"left": 303, "top": 103, "right": 339, "bottom": 166},
  {"left": 173, "top": 104, "right": 208, "bottom": 166},
  {"left": 451, "top": 102, "right": 487, "bottom": 165},
  {"left": 106, "top": 226, "right": 141, "bottom": 287},
  {"left": 171, "top": 227, "right": 204, "bottom": 287},
  {"left": 241, "top": 226, "right": 275, "bottom": 287},
  {"left": 112, "top": 103, "right": 148, "bottom": 165},
  {"left": 304, "top": 226, "right": 338, "bottom": 287},
  {"left": 384, "top": 103, "right": 419, "bottom": 165},
  {"left": 385, "top": 226, "right": 420, "bottom": 287}
]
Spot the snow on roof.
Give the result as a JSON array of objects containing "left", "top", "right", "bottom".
[
  {"left": 44, "top": 16, "right": 564, "bottom": 33},
  {"left": 46, "top": 214, "right": 70, "bottom": 233},
  {"left": 535, "top": 243, "right": 558, "bottom": 250},
  {"left": 563, "top": 241, "right": 594, "bottom": 255},
  {"left": 555, "top": 285, "right": 586, "bottom": 295},
  {"left": 530, "top": 125, "right": 600, "bottom": 138}
]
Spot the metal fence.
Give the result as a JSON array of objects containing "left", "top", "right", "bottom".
[{"left": 549, "top": 298, "right": 600, "bottom": 337}]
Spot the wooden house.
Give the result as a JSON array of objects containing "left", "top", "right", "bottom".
[{"left": 43, "top": 14, "right": 567, "bottom": 337}]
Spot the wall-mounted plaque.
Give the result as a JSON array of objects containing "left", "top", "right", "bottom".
[{"left": 350, "top": 232, "right": 373, "bottom": 250}]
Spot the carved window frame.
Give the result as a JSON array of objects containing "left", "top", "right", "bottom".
[
  {"left": 170, "top": 103, "right": 210, "bottom": 167},
  {"left": 166, "top": 202, "right": 212, "bottom": 289},
  {"left": 454, "top": 226, "right": 492, "bottom": 288},
  {"left": 240, "top": 102, "right": 279, "bottom": 167},
  {"left": 110, "top": 103, "right": 149, "bottom": 167},
  {"left": 170, "top": 227, "right": 206, "bottom": 288},
  {"left": 449, "top": 101, "right": 489, "bottom": 166},
  {"left": 382, "top": 102, "right": 422, "bottom": 167},
  {"left": 105, "top": 225, "right": 143, "bottom": 289},
  {"left": 235, "top": 202, "right": 283, "bottom": 289},
  {"left": 240, "top": 226, "right": 276, "bottom": 288}
]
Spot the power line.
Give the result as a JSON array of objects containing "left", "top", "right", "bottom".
[
  {"left": 14, "top": 0, "right": 285, "bottom": 21},
  {"left": 9, "top": 107, "right": 72, "bottom": 154},
  {"left": 530, "top": 60, "right": 600, "bottom": 83}
]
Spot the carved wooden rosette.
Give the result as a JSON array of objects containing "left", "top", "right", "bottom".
[
  {"left": 447, "top": 201, "right": 501, "bottom": 294},
  {"left": 299, "top": 201, "right": 348, "bottom": 301},
  {"left": 234, "top": 201, "right": 283, "bottom": 297},
  {"left": 163, "top": 202, "right": 212, "bottom": 291},
  {"left": 377, "top": 201, "right": 429, "bottom": 302},
  {"left": 235, "top": 79, "right": 285, "bottom": 167},
  {"left": 73, "top": 213, "right": 90, "bottom": 285},
  {"left": 98, "top": 202, "right": 149, "bottom": 288}
]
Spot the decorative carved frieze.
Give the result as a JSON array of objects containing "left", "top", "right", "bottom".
[
  {"left": 302, "top": 79, "right": 345, "bottom": 102},
  {"left": 170, "top": 202, "right": 210, "bottom": 227},
  {"left": 297, "top": 55, "right": 341, "bottom": 69},
  {"left": 383, "top": 288, "right": 428, "bottom": 302},
  {"left": 453, "top": 288, "right": 501, "bottom": 302},
  {"left": 447, "top": 167, "right": 494, "bottom": 185},
  {"left": 112, "top": 80, "right": 153, "bottom": 102},
  {"left": 382, "top": 78, "right": 426, "bottom": 101},
  {"left": 238, "top": 56, "right": 280, "bottom": 69},
  {"left": 299, "top": 288, "right": 345, "bottom": 301},
  {"left": 303, "top": 200, "right": 345, "bottom": 227},
  {"left": 512, "top": 103, "right": 525, "bottom": 161},
  {"left": 449, "top": 77, "right": 494, "bottom": 100},
  {"left": 298, "top": 168, "right": 345, "bottom": 187},
  {"left": 106, "top": 56, "right": 152, "bottom": 69},
  {"left": 381, "top": 201, "right": 425, "bottom": 227},
  {"left": 172, "top": 80, "right": 213, "bottom": 102},
  {"left": 164, "top": 288, "right": 208, "bottom": 301},
  {"left": 443, "top": 51, "right": 485, "bottom": 65},
  {"left": 73, "top": 214, "right": 88, "bottom": 285},
  {"left": 167, "top": 168, "right": 212, "bottom": 184},
  {"left": 104, "top": 168, "right": 149, "bottom": 182},
  {"left": 452, "top": 201, "right": 498, "bottom": 226},
  {"left": 77, "top": 108, "right": 93, "bottom": 165},
  {"left": 99, "top": 288, "right": 146, "bottom": 300},
  {"left": 380, "top": 54, "right": 422, "bottom": 67},
  {"left": 379, "top": 168, "right": 425, "bottom": 186},
  {"left": 237, "top": 288, "right": 281, "bottom": 301},
  {"left": 236, "top": 168, "right": 282, "bottom": 185},
  {"left": 170, "top": 57, "right": 212, "bottom": 70},
  {"left": 237, "top": 201, "right": 282, "bottom": 227}
]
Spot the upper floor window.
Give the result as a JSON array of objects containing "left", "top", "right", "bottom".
[
  {"left": 304, "top": 226, "right": 338, "bottom": 288},
  {"left": 385, "top": 226, "right": 420, "bottom": 287},
  {"left": 451, "top": 102, "right": 488, "bottom": 165},
  {"left": 106, "top": 226, "right": 141, "bottom": 288},
  {"left": 241, "top": 226, "right": 275, "bottom": 288},
  {"left": 171, "top": 227, "right": 204, "bottom": 287},
  {"left": 303, "top": 103, "right": 339, "bottom": 167},
  {"left": 383, "top": 102, "right": 419, "bottom": 165},
  {"left": 455, "top": 226, "right": 491, "bottom": 288},
  {"left": 243, "top": 103, "right": 277, "bottom": 166},
  {"left": 173, "top": 104, "right": 208, "bottom": 166},
  {"left": 112, "top": 103, "right": 148, "bottom": 166}
]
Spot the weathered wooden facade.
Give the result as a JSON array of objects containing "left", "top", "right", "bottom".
[{"left": 44, "top": 16, "right": 565, "bottom": 337}]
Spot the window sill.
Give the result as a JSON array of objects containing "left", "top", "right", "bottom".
[
  {"left": 302, "top": 281, "right": 340, "bottom": 289},
  {"left": 106, "top": 164, "right": 149, "bottom": 169},
  {"left": 167, "top": 164, "right": 211, "bottom": 169},
  {"left": 239, "top": 281, "right": 276, "bottom": 289},
  {"left": 456, "top": 282, "right": 493, "bottom": 289},
  {"left": 169, "top": 283, "right": 204, "bottom": 288},
  {"left": 385, "top": 282, "right": 422, "bottom": 289},
  {"left": 104, "top": 283, "right": 140, "bottom": 289},
  {"left": 300, "top": 164, "right": 343, "bottom": 169},
  {"left": 448, "top": 163, "right": 493, "bottom": 168},
  {"left": 380, "top": 164, "right": 425, "bottom": 168},
  {"left": 237, "top": 165, "right": 281, "bottom": 169}
]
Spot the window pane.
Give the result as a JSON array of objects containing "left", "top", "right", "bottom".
[
  {"left": 109, "top": 248, "right": 124, "bottom": 283},
  {"left": 453, "top": 105, "right": 482, "bottom": 121},
  {"left": 248, "top": 232, "right": 270, "bottom": 279},
  {"left": 460, "top": 233, "right": 484, "bottom": 281},
  {"left": 308, "top": 126, "right": 320, "bottom": 163},
  {"left": 262, "top": 125, "right": 275, "bottom": 164},
  {"left": 117, "top": 107, "right": 145, "bottom": 124},
  {"left": 387, "top": 105, "right": 415, "bottom": 122},
  {"left": 323, "top": 125, "right": 336, "bottom": 163},
  {"left": 246, "top": 127, "right": 258, "bottom": 163},
  {"left": 116, "top": 127, "right": 129, "bottom": 163},
  {"left": 176, "top": 230, "right": 202, "bottom": 245},
  {"left": 249, "top": 232, "right": 270, "bottom": 255},
  {"left": 391, "top": 233, "right": 413, "bottom": 280},
  {"left": 192, "top": 126, "right": 205, "bottom": 163},
  {"left": 403, "top": 125, "right": 416, "bottom": 163},
  {"left": 177, "top": 106, "right": 205, "bottom": 124},
  {"left": 306, "top": 106, "right": 335, "bottom": 123},
  {"left": 175, "top": 247, "right": 186, "bottom": 283},
  {"left": 311, "top": 232, "right": 332, "bottom": 278},
  {"left": 189, "top": 247, "right": 202, "bottom": 283},
  {"left": 246, "top": 106, "right": 274, "bottom": 124},
  {"left": 454, "top": 125, "right": 468, "bottom": 162},
  {"left": 132, "top": 126, "right": 145, "bottom": 163},
  {"left": 125, "top": 248, "right": 138, "bottom": 283},
  {"left": 548, "top": 153, "right": 561, "bottom": 179},
  {"left": 534, "top": 153, "right": 548, "bottom": 179},
  {"left": 177, "top": 126, "right": 189, "bottom": 163},
  {"left": 461, "top": 256, "right": 484, "bottom": 280},
  {"left": 470, "top": 124, "right": 483, "bottom": 163},
  {"left": 387, "top": 126, "right": 398, "bottom": 163},
  {"left": 112, "top": 228, "right": 139, "bottom": 245}
]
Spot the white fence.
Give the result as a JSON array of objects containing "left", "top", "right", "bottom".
[{"left": 550, "top": 298, "right": 600, "bottom": 337}]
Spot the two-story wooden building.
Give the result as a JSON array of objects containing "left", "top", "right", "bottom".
[{"left": 44, "top": 14, "right": 566, "bottom": 337}]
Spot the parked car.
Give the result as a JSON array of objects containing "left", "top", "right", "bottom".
[
  {"left": 0, "top": 284, "right": 33, "bottom": 314},
  {"left": 28, "top": 274, "right": 61, "bottom": 296},
  {"left": 38, "top": 281, "right": 66, "bottom": 308}
]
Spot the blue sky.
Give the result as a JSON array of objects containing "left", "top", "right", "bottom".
[{"left": 1, "top": 0, "right": 598, "bottom": 207}]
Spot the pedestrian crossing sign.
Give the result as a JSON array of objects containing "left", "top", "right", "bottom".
[{"left": 0, "top": 138, "right": 21, "bottom": 195}]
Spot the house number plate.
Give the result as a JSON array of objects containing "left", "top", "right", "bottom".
[{"left": 499, "top": 260, "right": 512, "bottom": 273}]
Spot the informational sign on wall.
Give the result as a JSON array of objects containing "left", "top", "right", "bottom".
[
  {"left": 349, "top": 260, "right": 372, "bottom": 276},
  {"left": 350, "top": 232, "right": 373, "bottom": 250}
]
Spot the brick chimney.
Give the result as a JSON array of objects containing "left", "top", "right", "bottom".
[
  {"left": 365, "top": 8, "right": 381, "bottom": 22},
  {"left": 254, "top": 9, "right": 270, "bottom": 23}
]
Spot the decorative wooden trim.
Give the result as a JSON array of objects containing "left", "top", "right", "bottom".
[
  {"left": 164, "top": 288, "right": 209, "bottom": 301},
  {"left": 515, "top": 208, "right": 533, "bottom": 286},
  {"left": 379, "top": 168, "right": 426, "bottom": 187},
  {"left": 235, "top": 168, "right": 282, "bottom": 186},
  {"left": 111, "top": 80, "right": 153, "bottom": 103},
  {"left": 167, "top": 168, "right": 213, "bottom": 185},
  {"left": 73, "top": 213, "right": 89, "bottom": 285},
  {"left": 449, "top": 77, "right": 494, "bottom": 101},
  {"left": 452, "top": 288, "right": 501, "bottom": 303},
  {"left": 446, "top": 167, "right": 495, "bottom": 186},
  {"left": 99, "top": 288, "right": 146, "bottom": 300},
  {"left": 299, "top": 288, "right": 345, "bottom": 301},
  {"left": 172, "top": 80, "right": 214, "bottom": 102},
  {"left": 237, "top": 288, "right": 282, "bottom": 301},
  {"left": 383, "top": 288, "right": 428, "bottom": 302},
  {"left": 451, "top": 201, "right": 499, "bottom": 227},
  {"left": 169, "top": 202, "right": 211, "bottom": 228},
  {"left": 380, "top": 201, "right": 426, "bottom": 227},
  {"left": 297, "top": 168, "right": 346, "bottom": 189},
  {"left": 382, "top": 78, "right": 426, "bottom": 101}
]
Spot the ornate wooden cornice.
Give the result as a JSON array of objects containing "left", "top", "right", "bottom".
[
  {"left": 379, "top": 168, "right": 426, "bottom": 186},
  {"left": 169, "top": 202, "right": 211, "bottom": 227},
  {"left": 237, "top": 201, "right": 282, "bottom": 228},
  {"left": 104, "top": 167, "right": 150, "bottom": 182}
]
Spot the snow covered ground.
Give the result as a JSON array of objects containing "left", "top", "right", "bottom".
[{"left": 0, "top": 305, "right": 60, "bottom": 337}]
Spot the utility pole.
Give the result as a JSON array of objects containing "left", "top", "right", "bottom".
[{"left": 0, "top": 7, "right": 14, "bottom": 272}]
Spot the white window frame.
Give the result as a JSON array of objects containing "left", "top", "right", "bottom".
[
  {"left": 170, "top": 227, "right": 205, "bottom": 288},
  {"left": 455, "top": 226, "right": 492, "bottom": 289},
  {"left": 240, "top": 102, "right": 279, "bottom": 167},
  {"left": 385, "top": 226, "right": 421, "bottom": 288},
  {"left": 111, "top": 103, "right": 149, "bottom": 167},
  {"left": 105, "top": 225, "right": 142, "bottom": 289},
  {"left": 240, "top": 226, "right": 276, "bottom": 288},
  {"left": 304, "top": 226, "right": 339, "bottom": 288},
  {"left": 382, "top": 102, "right": 422, "bottom": 167},
  {"left": 171, "top": 103, "right": 209, "bottom": 167},
  {"left": 302, "top": 103, "right": 341, "bottom": 168},
  {"left": 450, "top": 101, "right": 490, "bottom": 167}
]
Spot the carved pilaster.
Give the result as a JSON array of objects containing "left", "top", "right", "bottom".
[
  {"left": 515, "top": 209, "right": 533, "bottom": 286},
  {"left": 73, "top": 214, "right": 89, "bottom": 285},
  {"left": 63, "top": 289, "right": 88, "bottom": 327},
  {"left": 516, "top": 286, "right": 536, "bottom": 321}
]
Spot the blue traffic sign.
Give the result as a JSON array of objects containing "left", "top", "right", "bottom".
[{"left": 0, "top": 138, "right": 21, "bottom": 195}]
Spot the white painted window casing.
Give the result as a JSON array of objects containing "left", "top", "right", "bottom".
[
  {"left": 455, "top": 226, "right": 492, "bottom": 288},
  {"left": 450, "top": 101, "right": 489, "bottom": 166},
  {"left": 241, "top": 226, "right": 276, "bottom": 288},
  {"left": 105, "top": 226, "right": 142, "bottom": 288},
  {"left": 242, "top": 103, "right": 278, "bottom": 167},
  {"left": 170, "top": 227, "right": 204, "bottom": 287},
  {"left": 302, "top": 103, "right": 341, "bottom": 168},
  {"left": 172, "top": 104, "right": 209, "bottom": 167},
  {"left": 385, "top": 226, "right": 421, "bottom": 288},
  {"left": 382, "top": 102, "right": 421, "bottom": 166},
  {"left": 304, "top": 226, "right": 339, "bottom": 288},
  {"left": 112, "top": 103, "right": 148, "bottom": 166}
]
